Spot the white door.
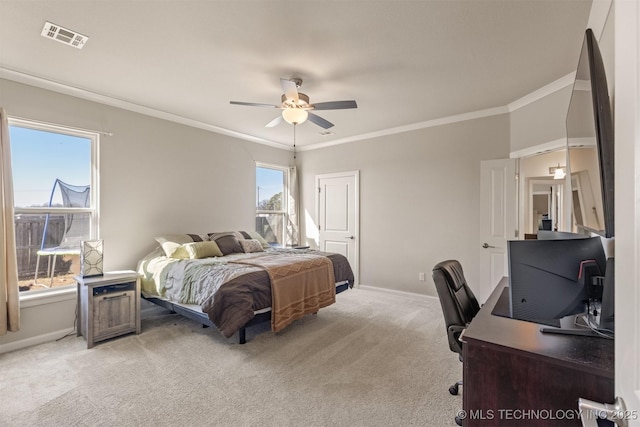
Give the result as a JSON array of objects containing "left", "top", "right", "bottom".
[
  {"left": 317, "top": 171, "right": 359, "bottom": 286},
  {"left": 479, "top": 159, "right": 516, "bottom": 303}
]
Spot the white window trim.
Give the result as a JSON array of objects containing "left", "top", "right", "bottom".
[
  {"left": 8, "top": 117, "right": 100, "bottom": 297},
  {"left": 256, "top": 162, "right": 290, "bottom": 244}
]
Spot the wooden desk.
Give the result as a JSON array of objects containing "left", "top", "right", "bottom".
[{"left": 462, "top": 277, "right": 614, "bottom": 426}]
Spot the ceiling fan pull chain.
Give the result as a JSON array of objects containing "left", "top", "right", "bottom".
[{"left": 293, "top": 124, "right": 297, "bottom": 161}]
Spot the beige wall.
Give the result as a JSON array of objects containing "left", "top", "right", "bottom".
[
  {"left": 0, "top": 78, "right": 292, "bottom": 350},
  {"left": 509, "top": 85, "right": 573, "bottom": 154},
  {"left": 297, "top": 114, "right": 510, "bottom": 296},
  {"left": 1, "top": 79, "right": 292, "bottom": 268}
]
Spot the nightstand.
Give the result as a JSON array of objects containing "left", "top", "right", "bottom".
[{"left": 75, "top": 271, "right": 141, "bottom": 348}]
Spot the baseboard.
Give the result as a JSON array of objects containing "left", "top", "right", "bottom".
[
  {"left": 357, "top": 284, "right": 438, "bottom": 303},
  {"left": 0, "top": 327, "right": 75, "bottom": 355}
]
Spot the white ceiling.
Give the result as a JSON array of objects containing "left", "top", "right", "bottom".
[{"left": 0, "top": 0, "right": 593, "bottom": 150}]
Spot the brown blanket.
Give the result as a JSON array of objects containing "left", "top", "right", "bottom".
[
  {"left": 200, "top": 251, "right": 353, "bottom": 338},
  {"left": 231, "top": 253, "right": 336, "bottom": 332}
]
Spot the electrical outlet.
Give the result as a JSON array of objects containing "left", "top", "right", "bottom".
[{"left": 419, "top": 272, "right": 426, "bottom": 281}]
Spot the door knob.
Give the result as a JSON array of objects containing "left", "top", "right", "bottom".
[
  {"left": 482, "top": 243, "right": 496, "bottom": 249},
  {"left": 578, "top": 396, "right": 629, "bottom": 427},
  {"left": 345, "top": 236, "right": 355, "bottom": 240}
]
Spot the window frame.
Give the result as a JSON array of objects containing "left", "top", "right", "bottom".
[
  {"left": 255, "top": 162, "right": 289, "bottom": 246},
  {"left": 9, "top": 117, "right": 100, "bottom": 291}
]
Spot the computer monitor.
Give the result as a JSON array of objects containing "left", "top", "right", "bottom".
[
  {"left": 508, "top": 237, "right": 607, "bottom": 333},
  {"left": 537, "top": 230, "right": 589, "bottom": 240}
]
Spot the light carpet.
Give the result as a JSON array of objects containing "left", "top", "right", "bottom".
[{"left": 0, "top": 287, "right": 462, "bottom": 426}]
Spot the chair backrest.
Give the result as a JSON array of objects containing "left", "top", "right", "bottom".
[
  {"left": 432, "top": 260, "right": 481, "bottom": 354},
  {"left": 40, "top": 179, "right": 90, "bottom": 250}
]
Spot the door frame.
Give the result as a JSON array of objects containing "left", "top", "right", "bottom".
[
  {"left": 479, "top": 159, "right": 517, "bottom": 303},
  {"left": 315, "top": 170, "right": 360, "bottom": 287},
  {"left": 529, "top": 179, "right": 552, "bottom": 233},
  {"left": 613, "top": 0, "right": 640, "bottom": 418},
  {"left": 528, "top": 177, "right": 565, "bottom": 234}
]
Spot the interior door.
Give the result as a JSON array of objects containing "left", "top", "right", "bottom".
[
  {"left": 317, "top": 171, "right": 359, "bottom": 286},
  {"left": 479, "top": 159, "right": 516, "bottom": 303}
]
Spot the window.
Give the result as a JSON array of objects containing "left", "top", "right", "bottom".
[
  {"left": 256, "top": 164, "right": 289, "bottom": 246},
  {"left": 9, "top": 118, "right": 99, "bottom": 292}
]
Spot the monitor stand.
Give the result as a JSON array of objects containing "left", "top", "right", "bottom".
[
  {"left": 540, "top": 311, "right": 613, "bottom": 339},
  {"left": 540, "top": 326, "right": 602, "bottom": 337}
]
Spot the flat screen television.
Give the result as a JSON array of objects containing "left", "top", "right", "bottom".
[{"left": 566, "top": 29, "right": 614, "bottom": 238}]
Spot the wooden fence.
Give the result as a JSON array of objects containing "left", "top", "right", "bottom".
[{"left": 15, "top": 215, "right": 68, "bottom": 279}]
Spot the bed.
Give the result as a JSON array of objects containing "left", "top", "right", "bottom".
[{"left": 136, "top": 232, "right": 354, "bottom": 344}]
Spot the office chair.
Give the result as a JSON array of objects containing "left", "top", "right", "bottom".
[{"left": 432, "top": 260, "right": 481, "bottom": 426}]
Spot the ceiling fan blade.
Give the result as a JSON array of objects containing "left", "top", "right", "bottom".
[
  {"left": 230, "top": 101, "right": 279, "bottom": 108},
  {"left": 311, "top": 100, "right": 358, "bottom": 110},
  {"left": 265, "top": 115, "right": 283, "bottom": 128},
  {"left": 280, "top": 78, "right": 299, "bottom": 103},
  {"left": 307, "top": 112, "right": 334, "bottom": 129}
]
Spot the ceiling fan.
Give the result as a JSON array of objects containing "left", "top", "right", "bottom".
[{"left": 230, "top": 78, "right": 357, "bottom": 129}]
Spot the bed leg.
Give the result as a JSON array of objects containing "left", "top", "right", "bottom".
[{"left": 239, "top": 328, "right": 246, "bottom": 345}]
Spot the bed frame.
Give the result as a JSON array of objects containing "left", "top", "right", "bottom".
[{"left": 142, "top": 282, "right": 350, "bottom": 344}]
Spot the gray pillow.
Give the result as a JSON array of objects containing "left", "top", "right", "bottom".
[{"left": 207, "top": 232, "right": 244, "bottom": 255}]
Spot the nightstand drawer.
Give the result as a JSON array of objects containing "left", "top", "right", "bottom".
[
  {"left": 93, "top": 289, "right": 137, "bottom": 340},
  {"left": 92, "top": 281, "right": 136, "bottom": 296}
]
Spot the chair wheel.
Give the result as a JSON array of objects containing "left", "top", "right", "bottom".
[
  {"left": 455, "top": 415, "right": 463, "bottom": 426},
  {"left": 449, "top": 384, "right": 459, "bottom": 395}
]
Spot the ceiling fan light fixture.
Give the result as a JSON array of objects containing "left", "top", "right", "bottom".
[
  {"left": 230, "top": 77, "right": 356, "bottom": 129},
  {"left": 282, "top": 108, "right": 308, "bottom": 125},
  {"left": 282, "top": 93, "right": 309, "bottom": 107}
]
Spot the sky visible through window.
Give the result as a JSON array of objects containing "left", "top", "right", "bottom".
[
  {"left": 10, "top": 126, "right": 91, "bottom": 208},
  {"left": 256, "top": 166, "right": 284, "bottom": 208}
]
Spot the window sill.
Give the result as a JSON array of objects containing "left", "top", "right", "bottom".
[{"left": 19, "top": 286, "right": 76, "bottom": 308}]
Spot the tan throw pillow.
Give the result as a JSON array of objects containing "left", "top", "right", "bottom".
[
  {"left": 184, "top": 241, "right": 224, "bottom": 259},
  {"left": 239, "top": 239, "right": 265, "bottom": 253},
  {"left": 155, "top": 234, "right": 205, "bottom": 259}
]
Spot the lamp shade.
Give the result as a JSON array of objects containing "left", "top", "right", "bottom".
[
  {"left": 282, "top": 108, "right": 308, "bottom": 125},
  {"left": 80, "top": 240, "right": 103, "bottom": 277},
  {"left": 553, "top": 167, "right": 566, "bottom": 180}
]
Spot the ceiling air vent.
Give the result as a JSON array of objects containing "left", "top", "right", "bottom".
[{"left": 41, "top": 22, "right": 89, "bottom": 49}]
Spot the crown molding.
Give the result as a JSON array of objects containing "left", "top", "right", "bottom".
[
  {"left": 0, "top": 67, "right": 290, "bottom": 150},
  {"left": 507, "top": 72, "right": 576, "bottom": 113},
  {"left": 297, "top": 106, "right": 509, "bottom": 152},
  {"left": 587, "top": 0, "right": 613, "bottom": 41},
  {"left": 1, "top": 66, "right": 572, "bottom": 153},
  {"left": 509, "top": 138, "right": 567, "bottom": 159}
]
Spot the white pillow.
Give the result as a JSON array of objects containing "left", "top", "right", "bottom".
[{"left": 239, "top": 239, "right": 265, "bottom": 253}]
